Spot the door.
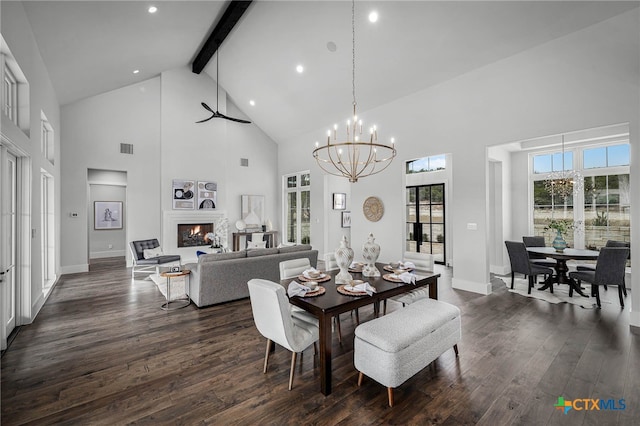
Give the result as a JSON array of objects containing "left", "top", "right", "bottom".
[
  {"left": 405, "top": 183, "right": 446, "bottom": 264},
  {"left": 1, "top": 149, "right": 17, "bottom": 349}
]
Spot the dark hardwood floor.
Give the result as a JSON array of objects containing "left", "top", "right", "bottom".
[{"left": 2, "top": 264, "right": 638, "bottom": 425}]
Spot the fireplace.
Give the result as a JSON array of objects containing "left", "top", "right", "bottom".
[{"left": 177, "top": 223, "right": 213, "bottom": 248}]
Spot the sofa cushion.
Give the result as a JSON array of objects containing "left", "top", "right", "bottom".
[
  {"left": 278, "top": 244, "right": 312, "bottom": 254},
  {"left": 200, "top": 251, "right": 246, "bottom": 262},
  {"left": 247, "top": 247, "right": 279, "bottom": 257}
]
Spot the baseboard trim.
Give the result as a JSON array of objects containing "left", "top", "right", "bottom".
[
  {"left": 452, "top": 277, "right": 492, "bottom": 295},
  {"left": 91, "top": 250, "right": 126, "bottom": 258},
  {"left": 61, "top": 264, "right": 89, "bottom": 274},
  {"left": 490, "top": 264, "right": 509, "bottom": 276}
]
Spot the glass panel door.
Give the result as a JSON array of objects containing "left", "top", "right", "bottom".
[{"left": 406, "top": 183, "right": 445, "bottom": 264}]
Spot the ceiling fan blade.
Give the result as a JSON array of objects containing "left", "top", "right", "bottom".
[
  {"left": 201, "top": 102, "right": 215, "bottom": 113},
  {"left": 218, "top": 112, "right": 252, "bottom": 124},
  {"left": 195, "top": 115, "right": 215, "bottom": 123}
]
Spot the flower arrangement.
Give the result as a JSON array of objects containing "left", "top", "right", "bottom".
[
  {"left": 204, "top": 232, "right": 220, "bottom": 248},
  {"left": 545, "top": 219, "right": 575, "bottom": 235}
]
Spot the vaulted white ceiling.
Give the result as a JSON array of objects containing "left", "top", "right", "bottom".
[{"left": 21, "top": 1, "right": 638, "bottom": 142}]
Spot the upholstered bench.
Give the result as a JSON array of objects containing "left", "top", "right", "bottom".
[{"left": 354, "top": 298, "right": 461, "bottom": 406}]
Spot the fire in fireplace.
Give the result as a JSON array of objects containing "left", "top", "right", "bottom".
[{"left": 177, "top": 223, "right": 214, "bottom": 248}]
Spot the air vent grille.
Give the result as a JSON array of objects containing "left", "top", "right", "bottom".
[
  {"left": 240, "top": 158, "right": 249, "bottom": 167},
  {"left": 120, "top": 143, "right": 134, "bottom": 154}
]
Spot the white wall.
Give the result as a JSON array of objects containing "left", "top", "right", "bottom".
[
  {"left": 88, "top": 184, "right": 127, "bottom": 259},
  {"left": 61, "top": 77, "right": 161, "bottom": 273},
  {"left": 278, "top": 9, "right": 639, "bottom": 300},
  {"left": 61, "top": 67, "right": 278, "bottom": 271},
  {"left": 160, "top": 67, "right": 278, "bottom": 244},
  {"left": 1, "top": 1, "right": 61, "bottom": 322}
]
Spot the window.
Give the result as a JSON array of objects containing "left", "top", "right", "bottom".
[
  {"left": 3, "top": 65, "right": 16, "bottom": 123},
  {"left": 406, "top": 154, "right": 446, "bottom": 174},
  {"left": 583, "top": 144, "right": 629, "bottom": 169},
  {"left": 1, "top": 40, "right": 31, "bottom": 136},
  {"left": 41, "top": 172, "right": 56, "bottom": 289},
  {"left": 41, "top": 112, "right": 54, "bottom": 164},
  {"left": 283, "top": 171, "right": 310, "bottom": 244},
  {"left": 530, "top": 141, "right": 630, "bottom": 251},
  {"left": 532, "top": 152, "right": 573, "bottom": 174}
]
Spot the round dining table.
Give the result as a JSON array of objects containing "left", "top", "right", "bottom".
[{"left": 526, "top": 247, "right": 599, "bottom": 297}]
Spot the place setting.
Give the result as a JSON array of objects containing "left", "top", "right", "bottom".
[
  {"left": 287, "top": 280, "right": 326, "bottom": 298},
  {"left": 337, "top": 279, "right": 376, "bottom": 296},
  {"left": 382, "top": 261, "right": 418, "bottom": 284},
  {"left": 297, "top": 268, "right": 331, "bottom": 283},
  {"left": 348, "top": 262, "right": 365, "bottom": 273}
]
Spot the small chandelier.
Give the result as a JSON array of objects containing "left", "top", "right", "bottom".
[
  {"left": 312, "top": 0, "right": 396, "bottom": 183},
  {"left": 543, "top": 135, "right": 583, "bottom": 199}
]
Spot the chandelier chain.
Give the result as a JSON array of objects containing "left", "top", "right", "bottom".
[{"left": 352, "top": 0, "right": 356, "bottom": 110}]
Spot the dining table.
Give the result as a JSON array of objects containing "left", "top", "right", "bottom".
[
  {"left": 526, "top": 247, "right": 599, "bottom": 297},
  {"left": 282, "top": 262, "right": 440, "bottom": 396}
]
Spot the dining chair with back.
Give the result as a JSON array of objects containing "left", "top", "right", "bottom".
[
  {"left": 505, "top": 241, "right": 555, "bottom": 294},
  {"left": 522, "top": 236, "right": 557, "bottom": 269},
  {"left": 569, "top": 247, "right": 630, "bottom": 308},
  {"left": 383, "top": 251, "right": 434, "bottom": 315},
  {"left": 279, "top": 258, "right": 343, "bottom": 341},
  {"left": 576, "top": 240, "right": 629, "bottom": 296},
  {"left": 247, "top": 279, "right": 319, "bottom": 390}
]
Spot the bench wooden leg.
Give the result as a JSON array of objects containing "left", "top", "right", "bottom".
[
  {"left": 357, "top": 371, "right": 364, "bottom": 386},
  {"left": 454, "top": 344, "right": 459, "bottom": 356},
  {"left": 388, "top": 387, "right": 394, "bottom": 407}
]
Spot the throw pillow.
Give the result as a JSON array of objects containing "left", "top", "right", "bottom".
[
  {"left": 143, "top": 247, "right": 163, "bottom": 259},
  {"left": 247, "top": 240, "right": 267, "bottom": 249}
]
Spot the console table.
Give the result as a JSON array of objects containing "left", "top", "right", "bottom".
[{"left": 232, "top": 231, "right": 278, "bottom": 251}]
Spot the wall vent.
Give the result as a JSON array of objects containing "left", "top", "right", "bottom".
[
  {"left": 240, "top": 158, "right": 249, "bottom": 167},
  {"left": 120, "top": 143, "right": 134, "bottom": 154}
]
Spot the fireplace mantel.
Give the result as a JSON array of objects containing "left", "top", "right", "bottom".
[{"left": 162, "top": 210, "right": 227, "bottom": 259}]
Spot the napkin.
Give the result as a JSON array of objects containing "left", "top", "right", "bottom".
[
  {"left": 347, "top": 282, "right": 376, "bottom": 296},
  {"left": 403, "top": 261, "right": 416, "bottom": 270},
  {"left": 302, "top": 267, "right": 322, "bottom": 279},
  {"left": 398, "top": 272, "right": 416, "bottom": 284},
  {"left": 288, "top": 281, "right": 313, "bottom": 297}
]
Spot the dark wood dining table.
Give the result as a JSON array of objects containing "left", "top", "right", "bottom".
[
  {"left": 282, "top": 262, "right": 440, "bottom": 396},
  {"left": 526, "top": 247, "right": 599, "bottom": 297}
]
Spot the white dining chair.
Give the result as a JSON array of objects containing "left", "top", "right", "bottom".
[
  {"left": 323, "top": 253, "right": 339, "bottom": 271},
  {"left": 383, "top": 251, "right": 435, "bottom": 315},
  {"left": 247, "top": 279, "right": 319, "bottom": 390},
  {"left": 279, "top": 258, "right": 343, "bottom": 342}
]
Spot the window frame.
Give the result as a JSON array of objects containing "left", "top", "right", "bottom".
[{"left": 282, "top": 170, "right": 311, "bottom": 245}]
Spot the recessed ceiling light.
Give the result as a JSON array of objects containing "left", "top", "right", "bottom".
[
  {"left": 133, "top": 69, "right": 140, "bottom": 74},
  {"left": 249, "top": 100, "right": 255, "bottom": 106},
  {"left": 369, "top": 11, "right": 379, "bottom": 23},
  {"left": 327, "top": 41, "right": 337, "bottom": 52},
  {"left": 296, "top": 64, "right": 304, "bottom": 73},
  {"left": 148, "top": 6, "right": 157, "bottom": 14}
]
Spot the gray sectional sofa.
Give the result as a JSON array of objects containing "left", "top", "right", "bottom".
[{"left": 184, "top": 244, "right": 318, "bottom": 308}]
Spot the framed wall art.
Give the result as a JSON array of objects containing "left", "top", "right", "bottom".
[
  {"left": 333, "top": 193, "right": 346, "bottom": 210},
  {"left": 197, "top": 181, "right": 217, "bottom": 209},
  {"left": 173, "top": 179, "right": 195, "bottom": 209},
  {"left": 241, "top": 195, "right": 265, "bottom": 229},
  {"left": 94, "top": 201, "right": 123, "bottom": 230},
  {"left": 341, "top": 210, "right": 351, "bottom": 228}
]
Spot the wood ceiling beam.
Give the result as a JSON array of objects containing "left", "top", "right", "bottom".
[{"left": 192, "top": 1, "right": 253, "bottom": 74}]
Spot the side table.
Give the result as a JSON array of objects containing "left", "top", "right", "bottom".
[{"left": 160, "top": 269, "right": 191, "bottom": 310}]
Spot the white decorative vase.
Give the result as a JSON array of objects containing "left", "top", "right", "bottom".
[
  {"left": 362, "top": 233, "right": 381, "bottom": 277},
  {"left": 334, "top": 235, "right": 354, "bottom": 284}
]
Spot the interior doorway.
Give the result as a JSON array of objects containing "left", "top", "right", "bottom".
[{"left": 87, "top": 169, "right": 127, "bottom": 269}]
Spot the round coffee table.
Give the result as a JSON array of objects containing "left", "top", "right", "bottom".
[{"left": 159, "top": 269, "right": 191, "bottom": 310}]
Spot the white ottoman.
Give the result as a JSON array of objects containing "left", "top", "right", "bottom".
[{"left": 354, "top": 298, "right": 461, "bottom": 406}]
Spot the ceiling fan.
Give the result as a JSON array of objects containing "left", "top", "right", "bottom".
[{"left": 196, "top": 52, "right": 251, "bottom": 124}]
